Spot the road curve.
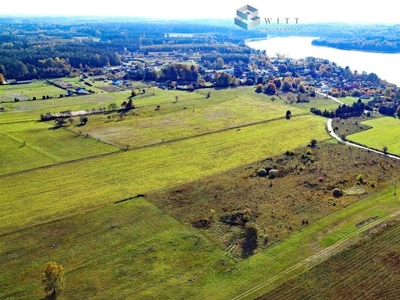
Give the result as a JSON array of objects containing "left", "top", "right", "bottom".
[
  {"left": 326, "top": 119, "right": 400, "bottom": 160},
  {"left": 231, "top": 90, "right": 400, "bottom": 300}
]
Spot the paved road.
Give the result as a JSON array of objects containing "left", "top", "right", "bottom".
[
  {"left": 316, "top": 90, "right": 345, "bottom": 105},
  {"left": 320, "top": 91, "right": 400, "bottom": 161}
]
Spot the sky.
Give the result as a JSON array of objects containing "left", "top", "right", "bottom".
[{"left": 1, "top": 0, "right": 399, "bottom": 24}]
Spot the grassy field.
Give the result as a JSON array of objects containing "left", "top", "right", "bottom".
[
  {"left": 347, "top": 117, "right": 400, "bottom": 155},
  {"left": 287, "top": 94, "right": 359, "bottom": 112},
  {"left": 0, "top": 86, "right": 207, "bottom": 123},
  {"left": 0, "top": 115, "right": 328, "bottom": 235},
  {"left": 76, "top": 90, "right": 308, "bottom": 147},
  {"left": 0, "top": 197, "right": 232, "bottom": 300},
  {"left": 257, "top": 220, "right": 400, "bottom": 300},
  {"left": 1, "top": 172, "right": 400, "bottom": 300},
  {"left": 3, "top": 80, "right": 400, "bottom": 300},
  {"left": 0, "top": 81, "right": 65, "bottom": 102},
  {"left": 284, "top": 92, "right": 340, "bottom": 112},
  {"left": 0, "top": 122, "right": 119, "bottom": 175}
]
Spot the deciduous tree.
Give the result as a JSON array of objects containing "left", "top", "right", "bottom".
[{"left": 264, "top": 82, "right": 276, "bottom": 95}]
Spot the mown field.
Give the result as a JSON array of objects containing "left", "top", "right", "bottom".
[
  {"left": 0, "top": 81, "right": 65, "bottom": 102},
  {"left": 0, "top": 85, "right": 206, "bottom": 123},
  {"left": 75, "top": 89, "right": 309, "bottom": 147},
  {"left": 0, "top": 115, "right": 328, "bottom": 235},
  {"left": 0, "top": 122, "right": 119, "bottom": 175},
  {"left": 2, "top": 79, "right": 400, "bottom": 300},
  {"left": 347, "top": 117, "right": 400, "bottom": 155}
]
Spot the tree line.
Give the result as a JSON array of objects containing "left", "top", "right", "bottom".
[{"left": 0, "top": 41, "right": 121, "bottom": 80}]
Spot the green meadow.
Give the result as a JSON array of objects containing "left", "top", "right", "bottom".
[
  {"left": 2, "top": 79, "right": 400, "bottom": 300},
  {"left": 347, "top": 117, "right": 400, "bottom": 154},
  {"left": 0, "top": 122, "right": 119, "bottom": 175},
  {"left": 78, "top": 90, "right": 309, "bottom": 147},
  {"left": 0, "top": 81, "right": 65, "bottom": 102},
  {"left": 1, "top": 179, "right": 399, "bottom": 300},
  {"left": 0, "top": 115, "right": 328, "bottom": 234}
]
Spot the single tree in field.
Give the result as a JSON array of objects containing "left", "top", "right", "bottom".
[
  {"left": 383, "top": 146, "right": 388, "bottom": 154},
  {"left": 80, "top": 116, "right": 88, "bottom": 125},
  {"left": 0, "top": 73, "right": 5, "bottom": 84},
  {"left": 54, "top": 118, "right": 67, "bottom": 127},
  {"left": 310, "top": 138, "right": 317, "bottom": 148},
  {"left": 42, "top": 261, "right": 65, "bottom": 298}
]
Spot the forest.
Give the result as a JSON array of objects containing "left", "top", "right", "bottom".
[
  {"left": 0, "top": 17, "right": 264, "bottom": 80},
  {"left": 1, "top": 17, "right": 400, "bottom": 80}
]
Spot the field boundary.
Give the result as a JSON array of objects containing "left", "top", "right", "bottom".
[
  {"left": 231, "top": 208, "right": 400, "bottom": 300},
  {"left": 0, "top": 113, "right": 311, "bottom": 178}
]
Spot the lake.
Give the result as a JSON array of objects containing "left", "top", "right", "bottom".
[{"left": 246, "top": 37, "right": 400, "bottom": 86}]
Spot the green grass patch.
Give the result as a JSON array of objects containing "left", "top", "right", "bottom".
[
  {"left": 258, "top": 220, "right": 400, "bottom": 300},
  {"left": 0, "top": 115, "right": 328, "bottom": 234},
  {"left": 338, "top": 96, "right": 360, "bottom": 105},
  {"left": 0, "top": 93, "right": 128, "bottom": 123},
  {"left": 0, "top": 88, "right": 208, "bottom": 123},
  {"left": 0, "top": 198, "right": 232, "bottom": 300},
  {"left": 347, "top": 117, "right": 400, "bottom": 154},
  {"left": 0, "top": 124, "right": 119, "bottom": 175},
  {"left": 0, "top": 81, "right": 65, "bottom": 102},
  {"left": 79, "top": 91, "right": 309, "bottom": 147},
  {"left": 2, "top": 183, "right": 399, "bottom": 299}
]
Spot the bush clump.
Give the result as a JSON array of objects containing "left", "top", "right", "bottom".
[
  {"left": 257, "top": 168, "right": 268, "bottom": 177},
  {"left": 191, "top": 217, "right": 212, "bottom": 228},
  {"left": 268, "top": 169, "right": 277, "bottom": 179},
  {"left": 332, "top": 188, "right": 343, "bottom": 198}
]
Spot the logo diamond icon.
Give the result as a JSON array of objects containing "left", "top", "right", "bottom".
[{"left": 234, "top": 4, "right": 261, "bottom": 30}]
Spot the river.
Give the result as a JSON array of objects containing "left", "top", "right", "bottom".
[{"left": 246, "top": 37, "right": 400, "bottom": 86}]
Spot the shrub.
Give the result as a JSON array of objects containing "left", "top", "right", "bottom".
[
  {"left": 285, "top": 150, "right": 294, "bottom": 156},
  {"left": 245, "top": 222, "right": 259, "bottom": 241},
  {"left": 332, "top": 188, "right": 343, "bottom": 198},
  {"left": 310, "top": 138, "right": 317, "bottom": 148},
  {"left": 42, "top": 262, "right": 65, "bottom": 298},
  {"left": 191, "top": 217, "right": 212, "bottom": 228},
  {"left": 255, "top": 83, "right": 264, "bottom": 93},
  {"left": 356, "top": 174, "right": 364, "bottom": 183},
  {"left": 268, "top": 169, "right": 277, "bottom": 179},
  {"left": 242, "top": 222, "right": 259, "bottom": 258},
  {"left": 257, "top": 168, "right": 267, "bottom": 177}
]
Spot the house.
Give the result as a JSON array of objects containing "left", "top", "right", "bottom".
[
  {"left": 75, "top": 88, "right": 87, "bottom": 95},
  {"left": 112, "top": 79, "right": 121, "bottom": 86},
  {"left": 321, "top": 84, "right": 330, "bottom": 93}
]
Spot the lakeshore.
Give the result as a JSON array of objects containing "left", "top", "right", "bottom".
[{"left": 246, "top": 36, "right": 400, "bottom": 86}]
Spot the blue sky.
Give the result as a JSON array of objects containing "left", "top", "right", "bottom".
[{"left": 1, "top": 0, "right": 398, "bottom": 24}]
